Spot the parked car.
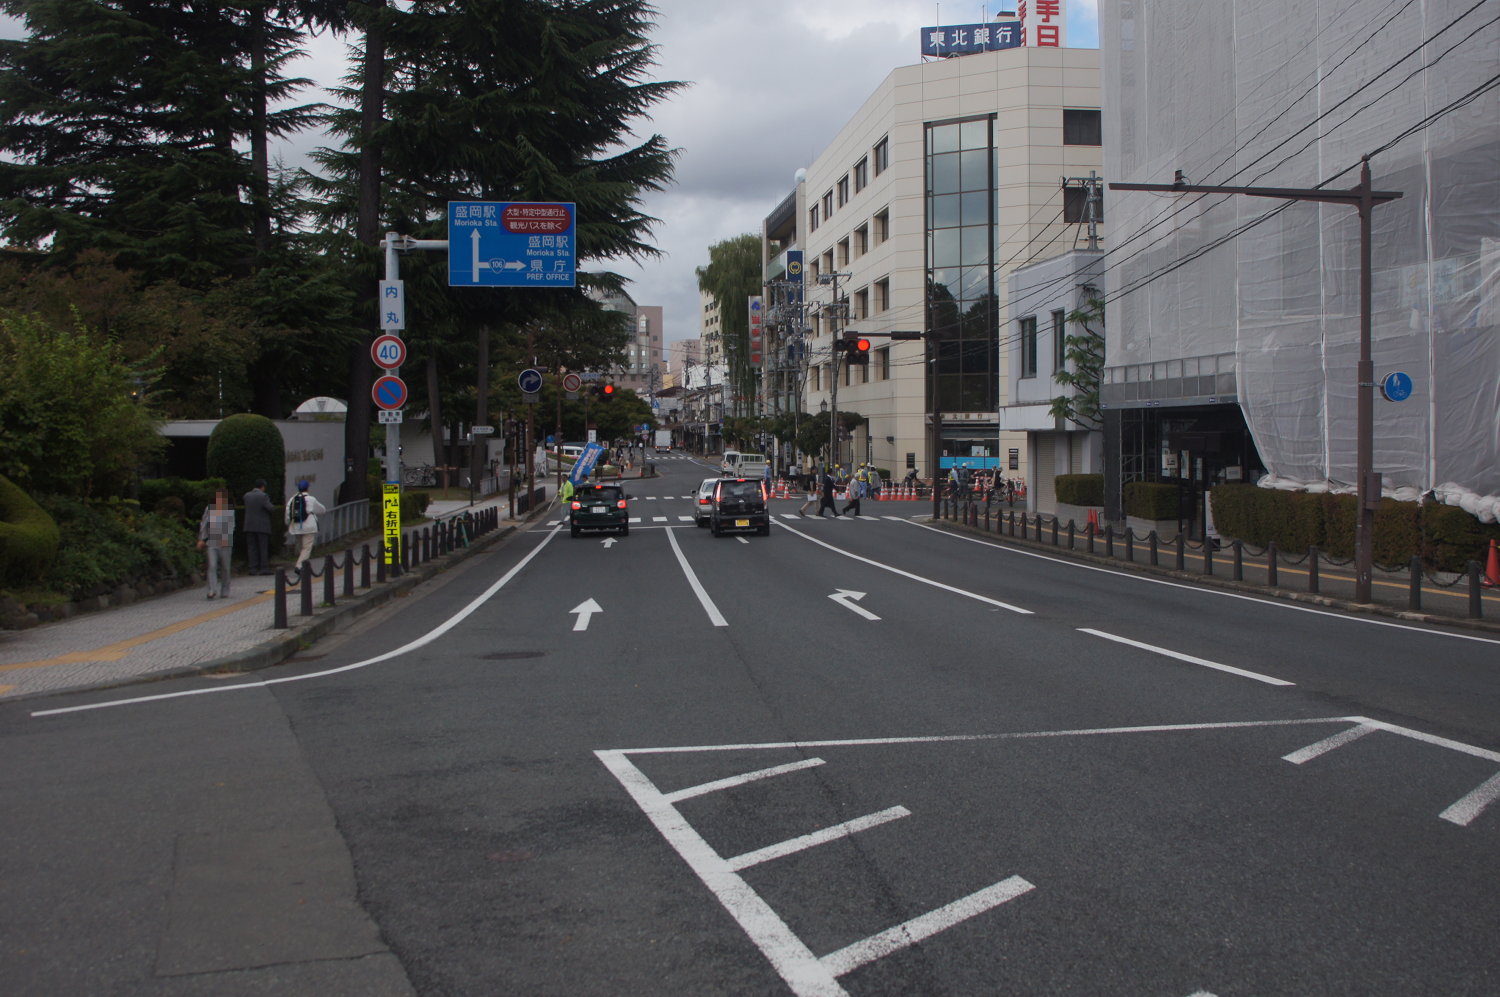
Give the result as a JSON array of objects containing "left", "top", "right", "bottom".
[
  {"left": 710, "top": 478, "right": 770, "bottom": 537},
  {"left": 570, "top": 483, "right": 628, "bottom": 537},
  {"left": 693, "top": 477, "right": 718, "bottom": 527}
]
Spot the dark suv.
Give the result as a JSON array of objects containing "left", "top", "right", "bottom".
[
  {"left": 569, "top": 483, "right": 628, "bottom": 537},
  {"left": 710, "top": 478, "right": 770, "bottom": 537}
]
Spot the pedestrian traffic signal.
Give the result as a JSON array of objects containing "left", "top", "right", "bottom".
[{"left": 844, "top": 336, "right": 871, "bottom": 365}]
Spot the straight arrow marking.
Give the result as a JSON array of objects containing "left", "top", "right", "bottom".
[
  {"left": 829, "top": 589, "right": 880, "bottom": 621},
  {"left": 571, "top": 597, "right": 602, "bottom": 631}
]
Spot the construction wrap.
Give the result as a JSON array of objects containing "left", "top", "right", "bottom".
[{"left": 1103, "top": 0, "right": 1500, "bottom": 522}]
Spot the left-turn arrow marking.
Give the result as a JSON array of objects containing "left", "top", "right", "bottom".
[{"left": 570, "top": 598, "right": 602, "bottom": 631}]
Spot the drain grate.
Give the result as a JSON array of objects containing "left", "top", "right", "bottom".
[{"left": 481, "top": 650, "right": 546, "bottom": 661}]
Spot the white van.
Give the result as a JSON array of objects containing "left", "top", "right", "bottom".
[{"left": 720, "top": 451, "right": 769, "bottom": 478}]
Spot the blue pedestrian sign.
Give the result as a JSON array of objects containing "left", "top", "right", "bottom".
[
  {"left": 518, "top": 368, "right": 544, "bottom": 394},
  {"left": 448, "top": 201, "right": 576, "bottom": 288},
  {"left": 1380, "top": 371, "right": 1413, "bottom": 402}
]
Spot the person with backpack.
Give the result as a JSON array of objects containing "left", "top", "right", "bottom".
[{"left": 285, "top": 479, "right": 326, "bottom": 578}]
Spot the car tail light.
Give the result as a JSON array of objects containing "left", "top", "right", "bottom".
[
  {"left": 570, "top": 501, "right": 582, "bottom": 510},
  {"left": 760, "top": 482, "right": 768, "bottom": 501},
  {"left": 616, "top": 500, "right": 627, "bottom": 509}
]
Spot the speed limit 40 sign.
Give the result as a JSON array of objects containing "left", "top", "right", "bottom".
[{"left": 372, "top": 334, "right": 406, "bottom": 370}]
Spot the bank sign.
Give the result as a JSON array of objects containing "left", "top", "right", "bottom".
[
  {"left": 447, "top": 201, "right": 577, "bottom": 287},
  {"left": 920, "top": 21, "right": 1023, "bottom": 57}
]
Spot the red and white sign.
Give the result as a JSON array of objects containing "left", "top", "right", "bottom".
[
  {"left": 371, "top": 334, "right": 406, "bottom": 370},
  {"left": 1018, "top": 0, "right": 1065, "bottom": 47},
  {"left": 372, "top": 374, "right": 408, "bottom": 410},
  {"left": 562, "top": 372, "right": 583, "bottom": 393},
  {"left": 502, "top": 203, "right": 572, "bottom": 234}
]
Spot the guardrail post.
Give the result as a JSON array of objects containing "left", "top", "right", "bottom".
[
  {"left": 1105, "top": 524, "right": 1115, "bottom": 559},
  {"left": 1051, "top": 517, "right": 1059, "bottom": 546},
  {"left": 1469, "top": 561, "right": 1483, "bottom": 619},
  {"left": 1067, "top": 520, "right": 1076, "bottom": 550},
  {"left": 273, "top": 569, "right": 288, "bottom": 629},
  {"left": 322, "top": 555, "right": 336, "bottom": 606},
  {"left": 1308, "top": 546, "right": 1319, "bottom": 593},
  {"left": 1149, "top": 531, "right": 1159, "bottom": 566},
  {"left": 361, "top": 543, "right": 371, "bottom": 588},
  {"left": 1408, "top": 556, "right": 1422, "bottom": 611},
  {"left": 1204, "top": 538, "right": 1214, "bottom": 576},
  {"left": 1175, "top": 533, "right": 1186, "bottom": 571},
  {"left": 1086, "top": 521, "right": 1095, "bottom": 555},
  {"left": 1267, "top": 541, "right": 1278, "bottom": 587},
  {"left": 1232, "top": 540, "right": 1243, "bottom": 581},
  {"left": 343, "top": 549, "right": 354, "bottom": 597},
  {"left": 299, "top": 564, "right": 314, "bottom": 617}
]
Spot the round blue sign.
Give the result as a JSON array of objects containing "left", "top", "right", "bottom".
[
  {"left": 1380, "top": 371, "right": 1413, "bottom": 402},
  {"left": 518, "top": 368, "right": 544, "bottom": 394}
]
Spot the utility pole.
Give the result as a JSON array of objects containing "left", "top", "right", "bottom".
[
  {"left": 1063, "top": 171, "right": 1105, "bottom": 251},
  {"left": 1112, "top": 157, "right": 1401, "bottom": 603},
  {"left": 819, "top": 271, "right": 851, "bottom": 471}
]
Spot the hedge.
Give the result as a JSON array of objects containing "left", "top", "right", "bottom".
[
  {"left": 35, "top": 495, "right": 197, "bottom": 599},
  {"left": 1210, "top": 483, "right": 1500, "bottom": 572},
  {"left": 0, "top": 474, "right": 61, "bottom": 588},
  {"left": 1123, "top": 481, "right": 1179, "bottom": 520},
  {"left": 1056, "top": 473, "right": 1104, "bottom": 506},
  {"left": 206, "top": 414, "right": 285, "bottom": 505}
]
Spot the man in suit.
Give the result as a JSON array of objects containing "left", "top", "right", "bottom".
[{"left": 242, "top": 479, "right": 275, "bottom": 575}]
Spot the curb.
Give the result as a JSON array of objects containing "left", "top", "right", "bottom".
[{"left": 933, "top": 515, "right": 1500, "bottom": 636}]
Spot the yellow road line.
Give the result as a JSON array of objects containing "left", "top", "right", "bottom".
[{"left": 0, "top": 591, "right": 274, "bottom": 673}]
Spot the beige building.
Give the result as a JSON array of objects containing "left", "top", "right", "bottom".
[{"left": 763, "top": 42, "right": 1103, "bottom": 479}]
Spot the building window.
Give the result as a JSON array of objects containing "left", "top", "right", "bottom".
[
  {"left": 854, "top": 287, "right": 868, "bottom": 320},
  {"left": 837, "top": 174, "right": 849, "bottom": 207},
  {"left": 809, "top": 258, "right": 820, "bottom": 282},
  {"left": 837, "top": 238, "right": 850, "bottom": 267},
  {"left": 875, "top": 278, "right": 890, "bottom": 312},
  {"left": 1063, "top": 108, "right": 1102, "bottom": 146},
  {"left": 809, "top": 205, "right": 819, "bottom": 232},
  {"left": 854, "top": 224, "right": 868, "bottom": 257},
  {"left": 822, "top": 249, "right": 833, "bottom": 274},
  {"left": 811, "top": 366, "right": 820, "bottom": 391},
  {"left": 874, "top": 209, "right": 889, "bottom": 245},
  {"left": 1052, "top": 309, "right": 1068, "bottom": 371},
  {"left": 822, "top": 190, "right": 834, "bottom": 216},
  {"left": 1019, "top": 316, "right": 1038, "bottom": 377},
  {"left": 854, "top": 157, "right": 868, "bottom": 192},
  {"left": 1064, "top": 185, "right": 1104, "bottom": 223},
  {"left": 878, "top": 346, "right": 891, "bottom": 380},
  {"left": 874, "top": 136, "right": 889, "bottom": 175}
]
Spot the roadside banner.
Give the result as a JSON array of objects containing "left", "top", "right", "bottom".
[
  {"left": 382, "top": 483, "right": 402, "bottom": 565},
  {"left": 570, "top": 442, "right": 606, "bottom": 484}
]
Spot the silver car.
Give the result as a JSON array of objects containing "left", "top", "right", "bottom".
[{"left": 694, "top": 477, "right": 718, "bottom": 527}]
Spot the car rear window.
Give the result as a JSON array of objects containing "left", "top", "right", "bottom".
[
  {"left": 719, "top": 481, "right": 762, "bottom": 501},
  {"left": 581, "top": 486, "right": 623, "bottom": 501}
]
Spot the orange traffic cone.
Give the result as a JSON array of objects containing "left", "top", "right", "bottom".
[{"left": 1483, "top": 538, "right": 1499, "bottom": 588}]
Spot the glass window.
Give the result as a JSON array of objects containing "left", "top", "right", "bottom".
[
  {"left": 854, "top": 225, "right": 868, "bottom": 256},
  {"left": 961, "top": 191, "right": 991, "bottom": 225},
  {"left": 960, "top": 226, "right": 988, "bottom": 265},
  {"left": 1053, "top": 309, "right": 1068, "bottom": 371},
  {"left": 854, "top": 288, "right": 868, "bottom": 319},
  {"left": 878, "top": 347, "right": 890, "bottom": 379},
  {"left": 1063, "top": 109, "right": 1102, "bottom": 145},
  {"left": 874, "top": 137, "right": 889, "bottom": 175},
  {"left": 959, "top": 118, "right": 988, "bottom": 149},
  {"left": 823, "top": 190, "right": 834, "bottom": 215},
  {"left": 837, "top": 175, "right": 849, "bottom": 206},
  {"left": 929, "top": 153, "right": 960, "bottom": 195},
  {"left": 929, "top": 122, "right": 960, "bottom": 154},
  {"left": 809, "top": 205, "right": 819, "bottom": 231},
  {"left": 930, "top": 228, "right": 960, "bottom": 267},
  {"left": 874, "top": 209, "right": 889, "bottom": 244},
  {"left": 929, "top": 193, "right": 961, "bottom": 229},
  {"left": 854, "top": 157, "right": 868, "bottom": 192},
  {"left": 959, "top": 149, "right": 989, "bottom": 191},
  {"left": 1019, "top": 316, "right": 1038, "bottom": 377},
  {"left": 875, "top": 278, "right": 890, "bottom": 312},
  {"left": 837, "top": 238, "right": 850, "bottom": 266}
]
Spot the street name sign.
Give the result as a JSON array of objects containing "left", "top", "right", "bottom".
[
  {"left": 378, "top": 280, "right": 405, "bottom": 329},
  {"left": 448, "top": 201, "right": 576, "bottom": 287}
]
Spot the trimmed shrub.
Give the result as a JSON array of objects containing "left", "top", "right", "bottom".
[
  {"left": 1123, "top": 481, "right": 1179, "bottom": 520},
  {"left": 1056, "top": 473, "right": 1104, "bottom": 506},
  {"left": 36, "top": 496, "right": 197, "bottom": 599},
  {"left": 139, "top": 477, "right": 224, "bottom": 523},
  {"left": 0, "top": 474, "right": 61, "bottom": 588},
  {"left": 206, "top": 414, "right": 286, "bottom": 505}
]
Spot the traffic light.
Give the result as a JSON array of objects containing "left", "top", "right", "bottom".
[
  {"left": 844, "top": 336, "right": 871, "bottom": 366},
  {"left": 593, "top": 381, "right": 615, "bottom": 400}
]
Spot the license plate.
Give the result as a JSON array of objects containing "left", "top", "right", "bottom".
[
  {"left": 735, "top": 519, "right": 749, "bottom": 527},
  {"left": 592, "top": 505, "right": 607, "bottom": 513}
]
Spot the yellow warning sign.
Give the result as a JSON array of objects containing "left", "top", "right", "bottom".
[{"left": 383, "top": 482, "right": 402, "bottom": 564}]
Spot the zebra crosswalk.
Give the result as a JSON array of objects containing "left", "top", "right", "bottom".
[{"left": 544, "top": 512, "right": 905, "bottom": 527}]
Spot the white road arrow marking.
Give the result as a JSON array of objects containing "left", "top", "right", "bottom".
[
  {"left": 570, "top": 598, "right": 602, "bottom": 631},
  {"left": 601, "top": 537, "right": 618, "bottom": 548},
  {"left": 829, "top": 589, "right": 880, "bottom": 621}
]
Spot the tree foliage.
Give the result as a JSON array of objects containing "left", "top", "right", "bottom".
[
  {"left": 696, "top": 233, "right": 762, "bottom": 415},
  {"left": 1049, "top": 296, "right": 1105, "bottom": 430},
  {"left": 0, "top": 310, "right": 164, "bottom": 498}
]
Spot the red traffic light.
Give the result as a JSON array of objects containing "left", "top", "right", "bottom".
[
  {"left": 601, "top": 383, "right": 614, "bottom": 396},
  {"left": 854, "top": 338, "right": 871, "bottom": 352}
]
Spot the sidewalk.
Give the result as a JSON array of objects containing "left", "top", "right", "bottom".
[{"left": 0, "top": 493, "right": 546, "bottom": 704}]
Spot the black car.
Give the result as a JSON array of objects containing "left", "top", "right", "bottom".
[
  {"left": 710, "top": 478, "right": 770, "bottom": 537},
  {"left": 569, "top": 483, "right": 629, "bottom": 537}
]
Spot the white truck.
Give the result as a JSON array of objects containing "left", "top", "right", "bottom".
[{"left": 653, "top": 429, "right": 672, "bottom": 453}]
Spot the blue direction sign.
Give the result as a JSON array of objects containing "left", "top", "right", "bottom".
[
  {"left": 1380, "top": 371, "right": 1413, "bottom": 402},
  {"left": 448, "top": 201, "right": 576, "bottom": 287},
  {"left": 518, "top": 368, "right": 544, "bottom": 394},
  {"left": 372, "top": 374, "right": 408, "bottom": 410}
]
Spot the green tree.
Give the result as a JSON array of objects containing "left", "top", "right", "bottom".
[
  {"left": 696, "top": 233, "right": 762, "bottom": 415},
  {"left": 0, "top": 311, "right": 164, "bottom": 498},
  {"left": 1049, "top": 296, "right": 1105, "bottom": 430}
]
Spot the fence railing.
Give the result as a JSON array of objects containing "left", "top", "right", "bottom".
[
  {"left": 273, "top": 507, "right": 501, "bottom": 628},
  {"left": 316, "top": 499, "right": 370, "bottom": 546},
  {"left": 933, "top": 492, "right": 1494, "bottom": 621}
]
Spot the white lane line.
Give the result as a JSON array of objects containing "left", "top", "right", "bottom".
[
  {"left": 1078, "top": 628, "right": 1295, "bottom": 686},
  {"left": 1282, "top": 722, "right": 1379, "bottom": 764},
  {"left": 653, "top": 516, "right": 668, "bottom": 522},
  {"left": 726, "top": 806, "right": 911, "bottom": 871},
  {"left": 1440, "top": 771, "right": 1500, "bottom": 826},
  {"left": 818, "top": 875, "right": 1035, "bottom": 978},
  {"left": 665, "top": 527, "right": 729, "bottom": 628},
  {"left": 678, "top": 516, "right": 695, "bottom": 522},
  {"left": 737, "top": 536, "right": 750, "bottom": 544},
  {"left": 776, "top": 521, "right": 1031, "bottom": 616},
  {"left": 33, "top": 522, "right": 568, "bottom": 718},
  {"left": 596, "top": 749, "right": 847, "bottom": 997},
  {"left": 895, "top": 516, "right": 1500, "bottom": 645},
  {"left": 664, "top": 758, "right": 827, "bottom": 803}
]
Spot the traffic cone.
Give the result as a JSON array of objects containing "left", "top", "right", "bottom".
[
  {"left": 1087, "top": 508, "right": 1100, "bottom": 536},
  {"left": 1483, "top": 538, "right": 1499, "bottom": 588}
]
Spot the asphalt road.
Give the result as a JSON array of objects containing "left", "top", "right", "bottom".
[{"left": 5, "top": 454, "right": 1499, "bottom": 996}]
